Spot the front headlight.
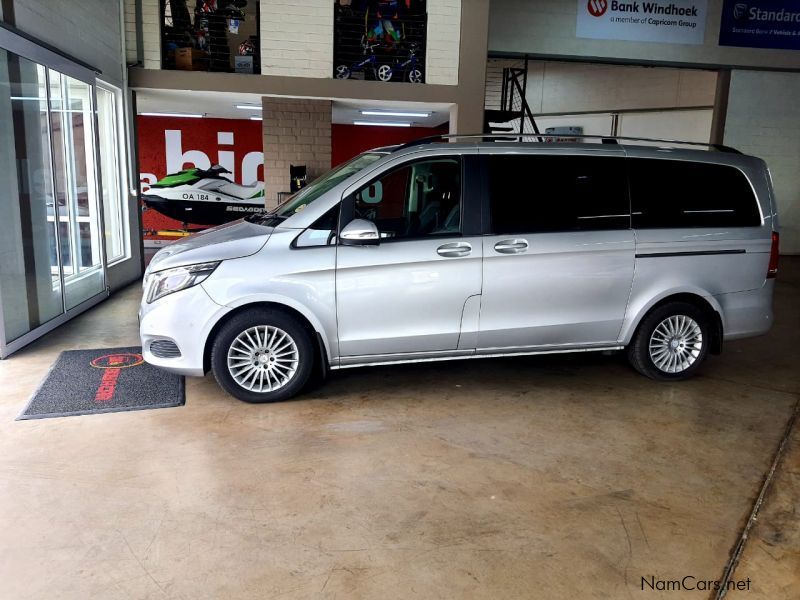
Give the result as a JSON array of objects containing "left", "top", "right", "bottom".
[{"left": 145, "top": 261, "right": 220, "bottom": 304}]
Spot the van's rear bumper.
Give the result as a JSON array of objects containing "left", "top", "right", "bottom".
[{"left": 715, "top": 280, "right": 774, "bottom": 341}]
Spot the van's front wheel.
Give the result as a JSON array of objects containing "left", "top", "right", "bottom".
[
  {"left": 211, "top": 308, "right": 314, "bottom": 402},
  {"left": 627, "top": 302, "right": 710, "bottom": 380}
]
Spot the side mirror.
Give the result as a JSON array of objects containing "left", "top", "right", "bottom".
[{"left": 340, "top": 219, "right": 380, "bottom": 246}]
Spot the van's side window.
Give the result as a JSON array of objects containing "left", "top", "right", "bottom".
[
  {"left": 488, "top": 155, "right": 629, "bottom": 234},
  {"left": 294, "top": 205, "right": 340, "bottom": 248},
  {"left": 347, "top": 158, "right": 462, "bottom": 240},
  {"left": 628, "top": 158, "right": 761, "bottom": 228}
]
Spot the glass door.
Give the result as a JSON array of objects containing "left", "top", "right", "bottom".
[
  {"left": 0, "top": 49, "right": 65, "bottom": 344},
  {"left": 48, "top": 71, "right": 105, "bottom": 309},
  {"left": 0, "top": 28, "right": 109, "bottom": 357}
]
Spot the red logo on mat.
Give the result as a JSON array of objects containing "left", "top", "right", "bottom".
[
  {"left": 91, "top": 353, "right": 143, "bottom": 369},
  {"left": 90, "top": 353, "right": 143, "bottom": 402},
  {"left": 588, "top": 0, "right": 608, "bottom": 17}
]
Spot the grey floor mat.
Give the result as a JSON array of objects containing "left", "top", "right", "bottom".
[{"left": 18, "top": 347, "right": 184, "bottom": 420}]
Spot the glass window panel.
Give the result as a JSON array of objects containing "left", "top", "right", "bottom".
[
  {"left": 49, "top": 72, "right": 105, "bottom": 309},
  {"left": 0, "top": 49, "right": 63, "bottom": 342},
  {"left": 96, "top": 84, "right": 127, "bottom": 263}
]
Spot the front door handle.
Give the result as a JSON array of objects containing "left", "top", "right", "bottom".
[
  {"left": 437, "top": 242, "right": 472, "bottom": 258},
  {"left": 494, "top": 239, "right": 529, "bottom": 254}
]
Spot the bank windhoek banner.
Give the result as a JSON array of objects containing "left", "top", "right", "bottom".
[{"left": 577, "top": 0, "right": 708, "bottom": 44}]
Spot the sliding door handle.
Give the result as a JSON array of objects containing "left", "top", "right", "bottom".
[
  {"left": 494, "top": 239, "right": 529, "bottom": 254},
  {"left": 437, "top": 242, "right": 472, "bottom": 257}
]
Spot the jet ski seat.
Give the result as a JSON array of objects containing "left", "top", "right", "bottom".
[{"left": 217, "top": 181, "right": 263, "bottom": 200}]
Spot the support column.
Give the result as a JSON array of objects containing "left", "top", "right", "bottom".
[{"left": 262, "top": 98, "right": 332, "bottom": 209}]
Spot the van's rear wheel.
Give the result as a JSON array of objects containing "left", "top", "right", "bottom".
[
  {"left": 627, "top": 301, "right": 710, "bottom": 380},
  {"left": 211, "top": 308, "right": 314, "bottom": 402}
]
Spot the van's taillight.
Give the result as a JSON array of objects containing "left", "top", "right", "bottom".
[{"left": 767, "top": 231, "right": 779, "bottom": 279}]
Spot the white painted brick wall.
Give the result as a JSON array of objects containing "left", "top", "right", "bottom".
[
  {"left": 141, "top": 0, "right": 161, "bottom": 69},
  {"left": 725, "top": 70, "right": 800, "bottom": 254},
  {"left": 425, "top": 0, "right": 461, "bottom": 85},
  {"left": 262, "top": 98, "right": 332, "bottom": 206},
  {"left": 260, "top": 0, "right": 333, "bottom": 78},
  {"left": 124, "top": 0, "right": 138, "bottom": 64}
]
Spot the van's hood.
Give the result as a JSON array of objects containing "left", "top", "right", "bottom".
[{"left": 147, "top": 219, "right": 274, "bottom": 273}]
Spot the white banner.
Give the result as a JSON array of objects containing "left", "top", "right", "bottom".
[{"left": 577, "top": 0, "right": 708, "bottom": 45}]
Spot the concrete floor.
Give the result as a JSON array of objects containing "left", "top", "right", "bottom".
[{"left": 0, "top": 260, "right": 798, "bottom": 599}]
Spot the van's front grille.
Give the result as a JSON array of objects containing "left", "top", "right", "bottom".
[{"left": 150, "top": 340, "right": 181, "bottom": 359}]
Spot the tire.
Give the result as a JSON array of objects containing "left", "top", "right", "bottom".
[
  {"left": 211, "top": 308, "right": 315, "bottom": 403},
  {"left": 334, "top": 65, "right": 350, "bottom": 79},
  {"left": 407, "top": 68, "right": 423, "bottom": 83},
  {"left": 627, "top": 301, "right": 711, "bottom": 381}
]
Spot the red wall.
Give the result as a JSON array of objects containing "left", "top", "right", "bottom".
[
  {"left": 137, "top": 115, "right": 263, "bottom": 241},
  {"left": 331, "top": 123, "right": 449, "bottom": 166}
]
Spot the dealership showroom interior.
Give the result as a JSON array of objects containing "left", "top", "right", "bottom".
[{"left": 2, "top": 0, "right": 800, "bottom": 597}]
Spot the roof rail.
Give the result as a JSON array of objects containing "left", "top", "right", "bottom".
[{"left": 393, "top": 133, "right": 741, "bottom": 154}]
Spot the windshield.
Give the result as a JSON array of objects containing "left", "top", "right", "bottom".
[{"left": 273, "top": 152, "right": 384, "bottom": 218}]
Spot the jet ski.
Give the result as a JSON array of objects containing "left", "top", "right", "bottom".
[{"left": 142, "top": 165, "right": 266, "bottom": 225}]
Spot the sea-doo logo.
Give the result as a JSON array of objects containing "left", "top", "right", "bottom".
[
  {"left": 588, "top": 0, "right": 608, "bottom": 16},
  {"left": 226, "top": 206, "right": 263, "bottom": 213},
  {"left": 733, "top": 2, "right": 748, "bottom": 20}
]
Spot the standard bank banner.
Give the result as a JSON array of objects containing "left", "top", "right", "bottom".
[
  {"left": 719, "top": 0, "right": 800, "bottom": 50},
  {"left": 576, "top": 0, "right": 708, "bottom": 45}
]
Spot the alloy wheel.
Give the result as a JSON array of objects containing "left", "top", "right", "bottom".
[
  {"left": 648, "top": 315, "right": 703, "bottom": 374},
  {"left": 227, "top": 325, "right": 299, "bottom": 392}
]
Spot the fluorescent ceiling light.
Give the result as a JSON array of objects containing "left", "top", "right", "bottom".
[
  {"left": 354, "top": 120, "right": 411, "bottom": 127},
  {"left": 360, "top": 110, "right": 430, "bottom": 118},
  {"left": 236, "top": 104, "right": 262, "bottom": 110},
  {"left": 250, "top": 116, "right": 262, "bottom": 121},
  {"left": 140, "top": 112, "right": 203, "bottom": 118}
]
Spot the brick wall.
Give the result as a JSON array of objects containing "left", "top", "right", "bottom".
[
  {"left": 124, "top": 0, "right": 138, "bottom": 64},
  {"left": 260, "top": 0, "right": 333, "bottom": 78},
  {"left": 725, "top": 70, "right": 800, "bottom": 254},
  {"left": 262, "top": 98, "right": 332, "bottom": 207},
  {"left": 141, "top": 0, "right": 161, "bottom": 69},
  {"left": 425, "top": 0, "right": 461, "bottom": 85}
]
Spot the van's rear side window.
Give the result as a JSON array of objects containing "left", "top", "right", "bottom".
[
  {"left": 628, "top": 158, "right": 761, "bottom": 228},
  {"left": 488, "top": 155, "right": 630, "bottom": 234}
]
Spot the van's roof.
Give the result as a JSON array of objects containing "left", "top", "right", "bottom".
[{"left": 373, "top": 135, "right": 764, "bottom": 169}]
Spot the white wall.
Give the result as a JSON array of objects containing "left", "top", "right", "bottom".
[
  {"left": 725, "top": 71, "right": 800, "bottom": 255},
  {"left": 426, "top": 0, "right": 461, "bottom": 85},
  {"left": 260, "top": 0, "right": 333, "bottom": 78},
  {"left": 489, "top": 0, "right": 800, "bottom": 70},
  {"left": 486, "top": 59, "right": 717, "bottom": 114},
  {"left": 528, "top": 109, "right": 713, "bottom": 144}
]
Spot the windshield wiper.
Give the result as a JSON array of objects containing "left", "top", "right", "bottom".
[{"left": 245, "top": 212, "right": 287, "bottom": 225}]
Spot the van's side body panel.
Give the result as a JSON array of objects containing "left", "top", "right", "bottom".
[{"left": 620, "top": 147, "right": 775, "bottom": 345}]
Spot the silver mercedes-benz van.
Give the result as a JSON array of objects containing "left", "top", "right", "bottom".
[{"left": 139, "top": 135, "right": 780, "bottom": 403}]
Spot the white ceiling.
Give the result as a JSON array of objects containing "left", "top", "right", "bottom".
[{"left": 135, "top": 89, "right": 452, "bottom": 127}]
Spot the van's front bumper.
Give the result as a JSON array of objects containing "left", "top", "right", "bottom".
[{"left": 139, "top": 283, "right": 230, "bottom": 376}]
